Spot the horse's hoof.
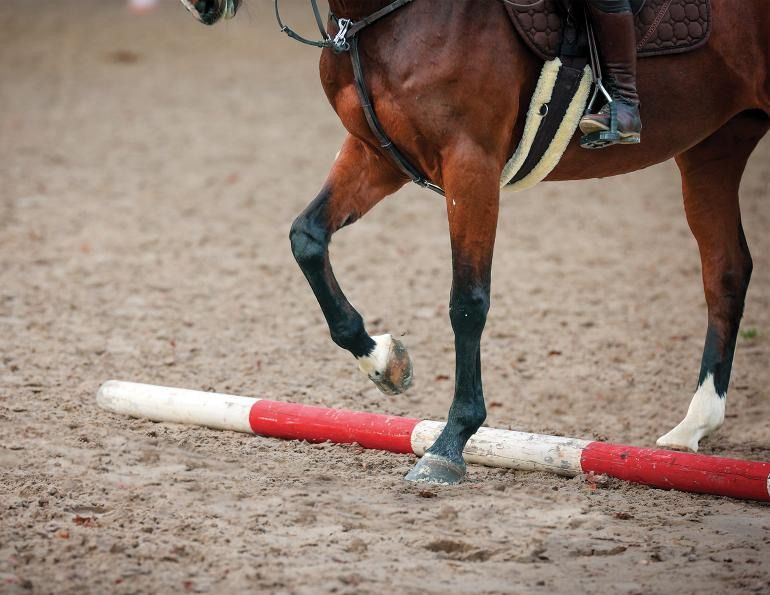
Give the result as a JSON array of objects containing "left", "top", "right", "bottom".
[
  {"left": 404, "top": 453, "right": 466, "bottom": 485},
  {"left": 656, "top": 378, "right": 725, "bottom": 453},
  {"left": 656, "top": 423, "right": 703, "bottom": 453},
  {"left": 357, "top": 334, "right": 413, "bottom": 395}
]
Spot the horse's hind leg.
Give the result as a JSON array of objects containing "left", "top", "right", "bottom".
[
  {"left": 405, "top": 147, "right": 500, "bottom": 484},
  {"left": 290, "top": 135, "right": 408, "bottom": 393},
  {"left": 657, "top": 112, "right": 769, "bottom": 452}
]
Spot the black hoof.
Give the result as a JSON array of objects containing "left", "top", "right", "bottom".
[{"left": 404, "top": 453, "right": 466, "bottom": 485}]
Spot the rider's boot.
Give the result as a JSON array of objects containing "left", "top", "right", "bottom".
[{"left": 579, "top": 0, "right": 642, "bottom": 144}]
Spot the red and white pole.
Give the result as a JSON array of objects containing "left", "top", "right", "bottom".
[{"left": 96, "top": 380, "right": 770, "bottom": 502}]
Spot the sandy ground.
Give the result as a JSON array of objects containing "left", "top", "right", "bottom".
[{"left": 1, "top": 1, "right": 769, "bottom": 593}]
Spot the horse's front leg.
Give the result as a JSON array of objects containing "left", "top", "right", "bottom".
[
  {"left": 290, "top": 135, "right": 409, "bottom": 393},
  {"left": 406, "top": 149, "right": 500, "bottom": 484}
]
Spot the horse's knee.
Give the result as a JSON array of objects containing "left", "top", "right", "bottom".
[
  {"left": 727, "top": 245, "right": 753, "bottom": 292},
  {"left": 721, "top": 265, "right": 752, "bottom": 301},
  {"left": 289, "top": 214, "right": 327, "bottom": 269},
  {"left": 740, "top": 248, "right": 753, "bottom": 288},
  {"left": 449, "top": 286, "right": 490, "bottom": 336}
]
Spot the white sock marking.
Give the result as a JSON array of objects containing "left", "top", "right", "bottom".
[
  {"left": 656, "top": 373, "right": 726, "bottom": 453},
  {"left": 357, "top": 334, "right": 392, "bottom": 379}
]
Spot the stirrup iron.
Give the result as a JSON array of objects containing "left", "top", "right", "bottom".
[
  {"left": 581, "top": 101, "right": 620, "bottom": 149},
  {"left": 580, "top": 10, "right": 621, "bottom": 150}
]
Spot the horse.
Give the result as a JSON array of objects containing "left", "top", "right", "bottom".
[{"left": 179, "top": 0, "right": 770, "bottom": 484}]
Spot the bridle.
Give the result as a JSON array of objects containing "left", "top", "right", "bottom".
[{"left": 274, "top": 0, "right": 446, "bottom": 197}]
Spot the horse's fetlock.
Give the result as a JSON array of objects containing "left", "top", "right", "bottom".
[
  {"left": 452, "top": 402, "right": 487, "bottom": 434},
  {"left": 329, "top": 316, "right": 366, "bottom": 350}
]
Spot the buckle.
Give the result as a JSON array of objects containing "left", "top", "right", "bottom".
[{"left": 332, "top": 18, "right": 351, "bottom": 53}]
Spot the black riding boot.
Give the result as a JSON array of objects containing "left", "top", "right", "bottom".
[{"left": 579, "top": 0, "right": 642, "bottom": 144}]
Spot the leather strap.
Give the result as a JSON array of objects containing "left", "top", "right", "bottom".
[
  {"left": 347, "top": 0, "right": 415, "bottom": 38},
  {"left": 276, "top": 0, "right": 444, "bottom": 195},
  {"left": 348, "top": 36, "right": 445, "bottom": 195}
]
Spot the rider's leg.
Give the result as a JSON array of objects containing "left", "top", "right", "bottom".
[{"left": 579, "top": 0, "right": 642, "bottom": 142}]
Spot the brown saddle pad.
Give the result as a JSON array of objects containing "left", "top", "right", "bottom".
[{"left": 505, "top": 0, "right": 711, "bottom": 61}]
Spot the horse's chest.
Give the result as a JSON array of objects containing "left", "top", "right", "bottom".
[{"left": 320, "top": 53, "right": 377, "bottom": 143}]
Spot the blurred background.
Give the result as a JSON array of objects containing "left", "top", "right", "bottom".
[
  {"left": 1, "top": 1, "right": 769, "bottom": 593},
  {"left": 2, "top": 0, "right": 353, "bottom": 398}
]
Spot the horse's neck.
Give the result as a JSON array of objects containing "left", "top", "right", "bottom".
[{"left": 328, "top": 0, "right": 394, "bottom": 19}]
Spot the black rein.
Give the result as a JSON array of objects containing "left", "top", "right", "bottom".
[{"left": 275, "top": 0, "right": 446, "bottom": 197}]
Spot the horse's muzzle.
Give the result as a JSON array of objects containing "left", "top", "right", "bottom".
[{"left": 179, "top": 0, "right": 239, "bottom": 25}]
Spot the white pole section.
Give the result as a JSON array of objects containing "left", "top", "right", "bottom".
[
  {"left": 96, "top": 380, "right": 258, "bottom": 433},
  {"left": 96, "top": 380, "right": 770, "bottom": 501},
  {"left": 411, "top": 420, "right": 590, "bottom": 477}
]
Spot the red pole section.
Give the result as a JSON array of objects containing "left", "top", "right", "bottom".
[
  {"left": 248, "top": 400, "right": 421, "bottom": 454},
  {"left": 581, "top": 442, "right": 770, "bottom": 502},
  {"left": 96, "top": 381, "right": 770, "bottom": 502}
]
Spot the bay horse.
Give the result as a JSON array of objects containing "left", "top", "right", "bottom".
[{"left": 180, "top": 0, "right": 770, "bottom": 484}]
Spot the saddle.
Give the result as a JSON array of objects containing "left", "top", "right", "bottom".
[
  {"left": 499, "top": 0, "right": 710, "bottom": 189},
  {"left": 505, "top": 0, "right": 711, "bottom": 61}
]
